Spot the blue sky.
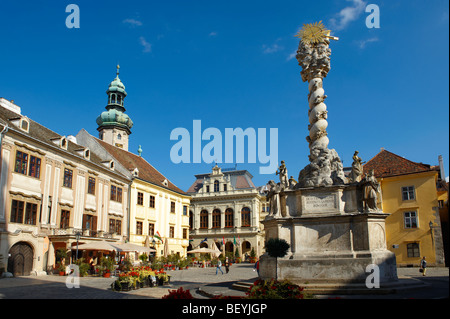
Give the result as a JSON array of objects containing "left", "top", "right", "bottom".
[{"left": 0, "top": 0, "right": 448, "bottom": 191}]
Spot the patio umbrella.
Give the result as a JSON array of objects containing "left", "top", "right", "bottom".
[
  {"left": 76, "top": 241, "right": 123, "bottom": 252},
  {"left": 211, "top": 242, "right": 222, "bottom": 258},
  {"left": 187, "top": 247, "right": 220, "bottom": 255},
  {"left": 115, "top": 242, "right": 156, "bottom": 253}
]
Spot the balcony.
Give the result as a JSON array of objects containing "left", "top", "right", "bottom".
[{"left": 49, "top": 228, "right": 122, "bottom": 240}]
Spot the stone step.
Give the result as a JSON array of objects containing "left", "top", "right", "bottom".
[{"left": 231, "top": 278, "right": 430, "bottom": 295}]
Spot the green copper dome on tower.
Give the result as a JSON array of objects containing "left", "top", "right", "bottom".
[{"left": 97, "top": 65, "right": 133, "bottom": 137}]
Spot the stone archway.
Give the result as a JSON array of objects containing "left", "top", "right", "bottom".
[
  {"left": 8, "top": 242, "right": 34, "bottom": 276},
  {"left": 225, "top": 241, "right": 234, "bottom": 254},
  {"left": 242, "top": 240, "right": 252, "bottom": 257}
]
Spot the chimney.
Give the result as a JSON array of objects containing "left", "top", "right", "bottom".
[{"left": 438, "top": 155, "right": 445, "bottom": 180}]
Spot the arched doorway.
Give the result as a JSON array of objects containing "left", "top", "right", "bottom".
[
  {"left": 225, "top": 241, "right": 234, "bottom": 254},
  {"left": 242, "top": 241, "right": 252, "bottom": 260},
  {"left": 8, "top": 242, "right": 34, "bottom": 276}
]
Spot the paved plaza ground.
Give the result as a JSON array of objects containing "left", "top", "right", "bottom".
[{"left": 0, "top": 263, "right": 448, "bottom": 299}]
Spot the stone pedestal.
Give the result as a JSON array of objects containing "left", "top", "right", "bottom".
[{"left": 260, "top": 185, "right": 398, "bottom": 284}]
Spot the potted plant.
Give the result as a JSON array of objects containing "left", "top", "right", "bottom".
[
  {"left": 55, "top": 248, "right": 68, "bottom": 275},
  {"left": 234, "top": 248, "right": 241, "bottom": 263},
  {"left": 99, "top": 256, "right": 115, "bottom": 278},
  {"left": 57, "top": 262, "right": 66, "bottom": 276},
  {"left": 249, "top": 248, "right": 257, "bottom": 263}
]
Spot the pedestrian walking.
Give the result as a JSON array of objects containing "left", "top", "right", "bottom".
[
  {"left": 254, "top": 260, "right": 260, "bottom": 277},
  {"left": 216, "top": 259, "right": 224, "bottom": 275},
  {"left": 224, "top": 257, "right": 230, "bottom": 274},
  {"left": 420, "top": 256, "right": 427, "bottom": 276}
]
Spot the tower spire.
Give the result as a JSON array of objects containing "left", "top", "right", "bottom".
[{"left": 116, "top": 64, "right": 120, "bottom": 77}]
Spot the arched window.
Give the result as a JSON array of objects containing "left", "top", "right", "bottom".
[
  {"left": 214, "top": 180, "right": 220, "bottom": 192},
  {"left": 241, "top": 207, "right": 251, "bottom": 227},
  {"left": 111, "top": 94, "right": 117, "bottom": 104},
  {"left": 212, "top": 209, "right": 221, "bottom": 228},
  {"left": 117, "top": 95, "right": 122, "bottom": 105},
  {"left": 200, "top": 210, "right": 209, "bottom": 229},
  {"left": 225, "top": 208, "right": 234, "bottom": 228},
  {"left": 189, "top": 211, "right": 194, "bottom": 230},
  {"left": 117, "top": 133, "right": 122, "bottom": 140}
]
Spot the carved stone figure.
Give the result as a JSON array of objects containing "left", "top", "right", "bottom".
[
  {"left": 289, "top": 176, "right": 298, "bottom": 189},
  {"left": 349, "top": 151, "right": 364, "bottom": 183},
  {"left": 362, "top": 169, "right": 380, "bottom": 211},
  {"left": 276, "top": 161, "right": 289, "bottom": 187},
  {"left": 267, "top": 180, "right": 282, "bottom": 217}
]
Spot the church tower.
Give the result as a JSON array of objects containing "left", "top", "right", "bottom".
[{"left": 96, "top": 65, "right": 133, "bottom": 151}]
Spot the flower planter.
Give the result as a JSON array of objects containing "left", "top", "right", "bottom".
[
  {"left": 59, "top": 271, "right": 65, "bottom": 276},
  {"left": 113, "top": 281, "right": 133, "bottom": 292},
  {"left": 103, "top": 272, "right": 111, "bottom": 278}
]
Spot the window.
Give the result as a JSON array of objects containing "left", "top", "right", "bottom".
[
  {"left": 136, "top": 221, "right": 143, "bottom": 235},
  {"left": 170, "top": 201, "right": 176, "bottom": 213},
  {"left": 214, "top": 180, "right": 219, "bottom": 192},
  {"left": 137, "top": 192, "right": 144, "bottom": 205},
  {"left": 189, "top": 211, "right": 193, "bottom": 230},
  {"left": 83, "top": 214, "right": 97, "bottom": 231},
  {"left": 60, "top": 210, "right": 70, "bottom": 229},
  {"left": 169, "top": 226, "right": 175, "bottom": 238},
  {"left": 407, "top": 243, "right": 420, "bottom": 258},
  {"left": 241, "top": 207, "right": 251, "bottom": 227},
  {"left": 14, "top": 151, "right": 28, "bottom": 175},
  {"left": 402, "top": 186, "right": 415, "bottom": 201},
  {"left": 29, "top": 156, "right": 41, "bottom": 178},
  {"left": 10, "top": 200, "right": 37, "bottom": 225},
  {"left": 183, "top": 205, "right": 188, "bottom": 216},
  {"left": 109, "top": 219, "right": 122, "bottom": 234},
  {"left": 148, "top": 223, "right": 155, "bottom": 236},
  {"left": 10, "top": 200, "right": 24, "bottom": 223},
  {"left": 24, "top": 203, "right": 37, "bottom": 225},
  {"left": 88, "top": 177, "right": 96, "bottom": 195},
  {"left": 223, "top": 184, "right": 227, "bottom": 192},
  {"left": 225, "top": 208, "right": 234, "bottom": 228},
  {"left": 183, "top": 228, "right": 188, "bottom": 239},
  {"left": 110, "top": 185, "right": 123, "bottom": 202},
  {"left": 63, "top": 168, "right": 73, "bottom": 188},
  {"left": 149, "top": 195, "right": 155, "bottom": 208},
  {"left": 206, "top": 186, "right": 210, "bottom": 192},
  {"left": 212, "top": 209, "right": 221, "bottom": 228},
  {"left": 404, "top": 211, "right": 418, "bottom": 229},
  {"left": 200, "top": 210, "right": 208, "bottom": 229}
]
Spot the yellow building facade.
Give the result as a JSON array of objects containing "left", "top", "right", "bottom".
[
  {"left": 130, "top": 178, "right": 191, "bottom": 257},
  {"left": 364, "top": 150, "right": 446, "bottom": 267}
]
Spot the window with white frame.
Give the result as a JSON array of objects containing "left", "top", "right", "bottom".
[
  {"left": 404, "top": 211, "right": 418, "bottom": 229},
  {"left": 402, "top": 186, "right": 415, "bottom": 201}
]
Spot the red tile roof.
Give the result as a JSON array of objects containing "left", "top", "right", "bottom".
[
  {"left": 363, "top": 149, "right": 433, "bottom": 178},
  {"left": 95, "top": 138, "right": 187, "bottom": 195}
]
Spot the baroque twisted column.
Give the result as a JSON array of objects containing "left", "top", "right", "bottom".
[{"left": 296, "top": 32, "right": 346, "bottom": 188}]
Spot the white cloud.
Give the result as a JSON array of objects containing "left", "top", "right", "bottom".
[
  {"left": 139, "top": 36, "right": 152, "bottom": 53},
  {"left": 123, "top": 18, "right": 143, "bottom": 27},
  {"left": 329, "top": 0, "right": 367, "bottom": 31},
  {"left": 358, "top": 37, "right": 379, "bottom": 49},
  {"left": 209, "top": 32, "right": 218, "bottom": 37},
  {"left": 263, "top": 43, "right": 284, "bottom": 54},
  {"left": 286, "top": 50, "right": 297, "bottom": 61}
]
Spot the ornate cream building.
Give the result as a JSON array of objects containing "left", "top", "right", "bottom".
[
  {"left": 187, "top": 165, "right": 267, "bottom": 258},
  {"left": 0, "top": 98, "right": 129, "bottom": 276}
]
